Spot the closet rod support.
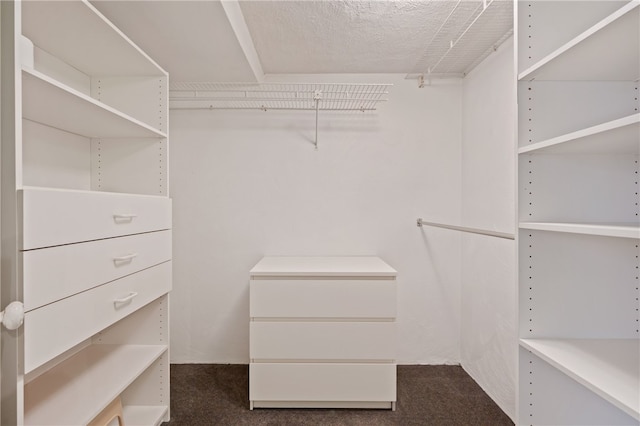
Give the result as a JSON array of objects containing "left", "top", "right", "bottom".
[{"left": 314, "top": 89, "right": 322, "bottom": 150}]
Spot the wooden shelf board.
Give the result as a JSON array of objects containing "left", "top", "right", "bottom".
[
  {"left": 23, "top": 68, "right": 166, "bottom": 139},
  {"left": 519, "top": 222, "right": 640, "bottom": 239},
  {"left": 518, "top": 2, "right": 640, "bottom": 81},
  {"left": 22, "top": 0, "right": 165, "bottom": 77},
  {"left": 520, "top": 339, "right": 640, "bottom": 420},
  {"left": 122, "top": 405, "right": 168, "bottom": 426},
  {"left": 518, "top": 114, "right": 640, "bottom": 155},
  {"left": 24, "top": 344, "right": 166, "bottom": 426}
]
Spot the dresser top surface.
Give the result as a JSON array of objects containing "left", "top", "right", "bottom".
[{"left": 250, "top": 256, "right": 397, "bottom": 277}]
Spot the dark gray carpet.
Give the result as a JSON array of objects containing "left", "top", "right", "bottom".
[{"left": 163, "top": 364, "right": 514, "bottom": 426}]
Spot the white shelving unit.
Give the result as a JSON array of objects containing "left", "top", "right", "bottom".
[
  {"left": 1, "top": 1, "right": 171, "bottom": 424},
  {"left": 517, "top": 1, "right": 640, "bottom": 424}
]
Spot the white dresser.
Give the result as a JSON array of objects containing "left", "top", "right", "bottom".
[{"left": 249, "top": 256, "right": 397, "bottom": 410}]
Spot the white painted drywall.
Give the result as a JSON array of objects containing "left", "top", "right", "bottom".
[
  {"left": 169, "top": 74, "right": 464, "bottom": 364},
  {"left": 460, "top": 38, "right": 517, "bottom": 420}
]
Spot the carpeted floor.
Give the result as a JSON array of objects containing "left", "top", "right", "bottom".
[{"left": 164, "top": 364, "right": 514, "bottom": 426}]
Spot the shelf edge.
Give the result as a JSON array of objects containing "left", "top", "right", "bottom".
[
  {"left": 519, "top": 222, "right": 640, "bottom": 239},
  {"left": 518, "top": 114, "right": 640, "bottom": 154}
]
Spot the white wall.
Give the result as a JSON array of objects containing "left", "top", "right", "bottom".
[
  {"left": 169, "top": 74, "right": 464, "bottom": 364},
  {"left": 460, "top": 38, "right": 517, "bottom": 420}
]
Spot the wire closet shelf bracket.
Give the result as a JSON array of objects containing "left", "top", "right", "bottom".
[{"left": 169, "top": 82, "right": 392, "bottom": 149}]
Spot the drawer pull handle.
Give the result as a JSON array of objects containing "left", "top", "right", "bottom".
[
  {"left": 114, "top": 292, "right": 138, "bottom": 307},
  {"left": 113, "top": 253, "right": 138, "bottom": 264},
  {"left": 113, "top": 213, "right": 137, "bottom": 223}
]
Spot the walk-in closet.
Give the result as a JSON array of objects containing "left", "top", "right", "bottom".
[{"left": 1, "top": 1, "right": 638, "bottom": 425}]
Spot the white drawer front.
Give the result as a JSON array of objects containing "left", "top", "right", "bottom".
[
  {"left": 24, "top": 261, "right": 171, "bottom": 373},
  {"left": 250, "top": 279, "right": 396, "bottom": 318},
  {"left": 20, "top": 187, "right": 172, "bottom": 249},
  {"left": 250, "top": 321, "right": 395, "bottom": 361},
  {"left": 23, "top": 230, "right": 172, "bottom": 311},
  {"left": 249, "top": 363, "right": 396, "bottom": 402}
]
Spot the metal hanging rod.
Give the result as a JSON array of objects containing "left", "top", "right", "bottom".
[{"left": 417, "top": 218, "right": 515, "bottom": 240}]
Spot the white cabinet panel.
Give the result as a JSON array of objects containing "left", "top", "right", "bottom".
[
  {"left": 519, "top": 231, "right": 638, "bottom": 339},
  {"left": 24, "top": 261, "right": 172, "bottom": 373},
  {"left": 518, "top": 81, "right": 637, "bottom": 145},
  {"left": 250, "top": 279, "right": 396, "bottom": 319},
  {"left": 250, "top": 363, "right": 396, "bottom": 403},
  {"left": 20, "top": 187, "right": 171, "bottom": 249},
  {"left": 250, "top": 321, "right": 396, "bottom": 361},
  {"left": 23, "top": 230, "right": 171, "bottom": 311}
]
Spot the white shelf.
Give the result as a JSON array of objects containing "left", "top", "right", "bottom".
[
  {"left": 520, "top": 339, "right": 640, "bottom": 421},
  {"left": 24, "top": 344, "right": 166, "bottom": 426},
  {"left": 22, "top": 0, "right": 165, "bottom": 77},
  {"left": 169, "top": 82, "right": 390, "bottom": 111},
  {"left": 519, "top": 222, "right": 640, "bottom": 239},
  {"left": 250, "top": 256, "right": 397, "bottom": 277},
  {"left": 518, "top": 1, "right": 640, "bottom": 81},
  {"left": 518, "top": 114, "right": 640, "bottom": 154},
  {"left": 123, "top": 405, "right": 168, "bottom": 426},
  {"left": 23, "top": 68, "right": 167, "bottom": 139},
  {"left": 21, "top": 184, "right": 172, "bottom": 199}
]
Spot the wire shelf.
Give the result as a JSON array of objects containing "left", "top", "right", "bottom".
[
  {"left": 409, "top": 0, "right": 513, "bottom": 78},
  {"left": 169, "top": 82, "right": 391, "bottom": 111}
]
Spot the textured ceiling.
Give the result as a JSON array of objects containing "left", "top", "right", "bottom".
[
  {"left": 93, "top": 0, "right": 513, "bottom": 82},
  {"left": 240, "top": 0, "right": 512, "bottom": 76},
  {"left": 239, "top": 0, "right": 456, "bottom": 74}
]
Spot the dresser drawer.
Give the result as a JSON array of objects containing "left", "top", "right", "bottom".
[
  {"left": 250, "top": 279, "right": 396, "bottom": 318},
  {"left": 23, "top": 230, "right": 171, "bottom": 311},
  {"left": 24, "top": 261, "right": 171, "bottom": 373},
  {"left": 250, "top": 321, "right": 395, "bottom": 361},
  {"left": 20, "top": 187, "right": 171, "bottom": 249},
  {"left": 249, "top": 363, "right": 396, "bottom": 403}
]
